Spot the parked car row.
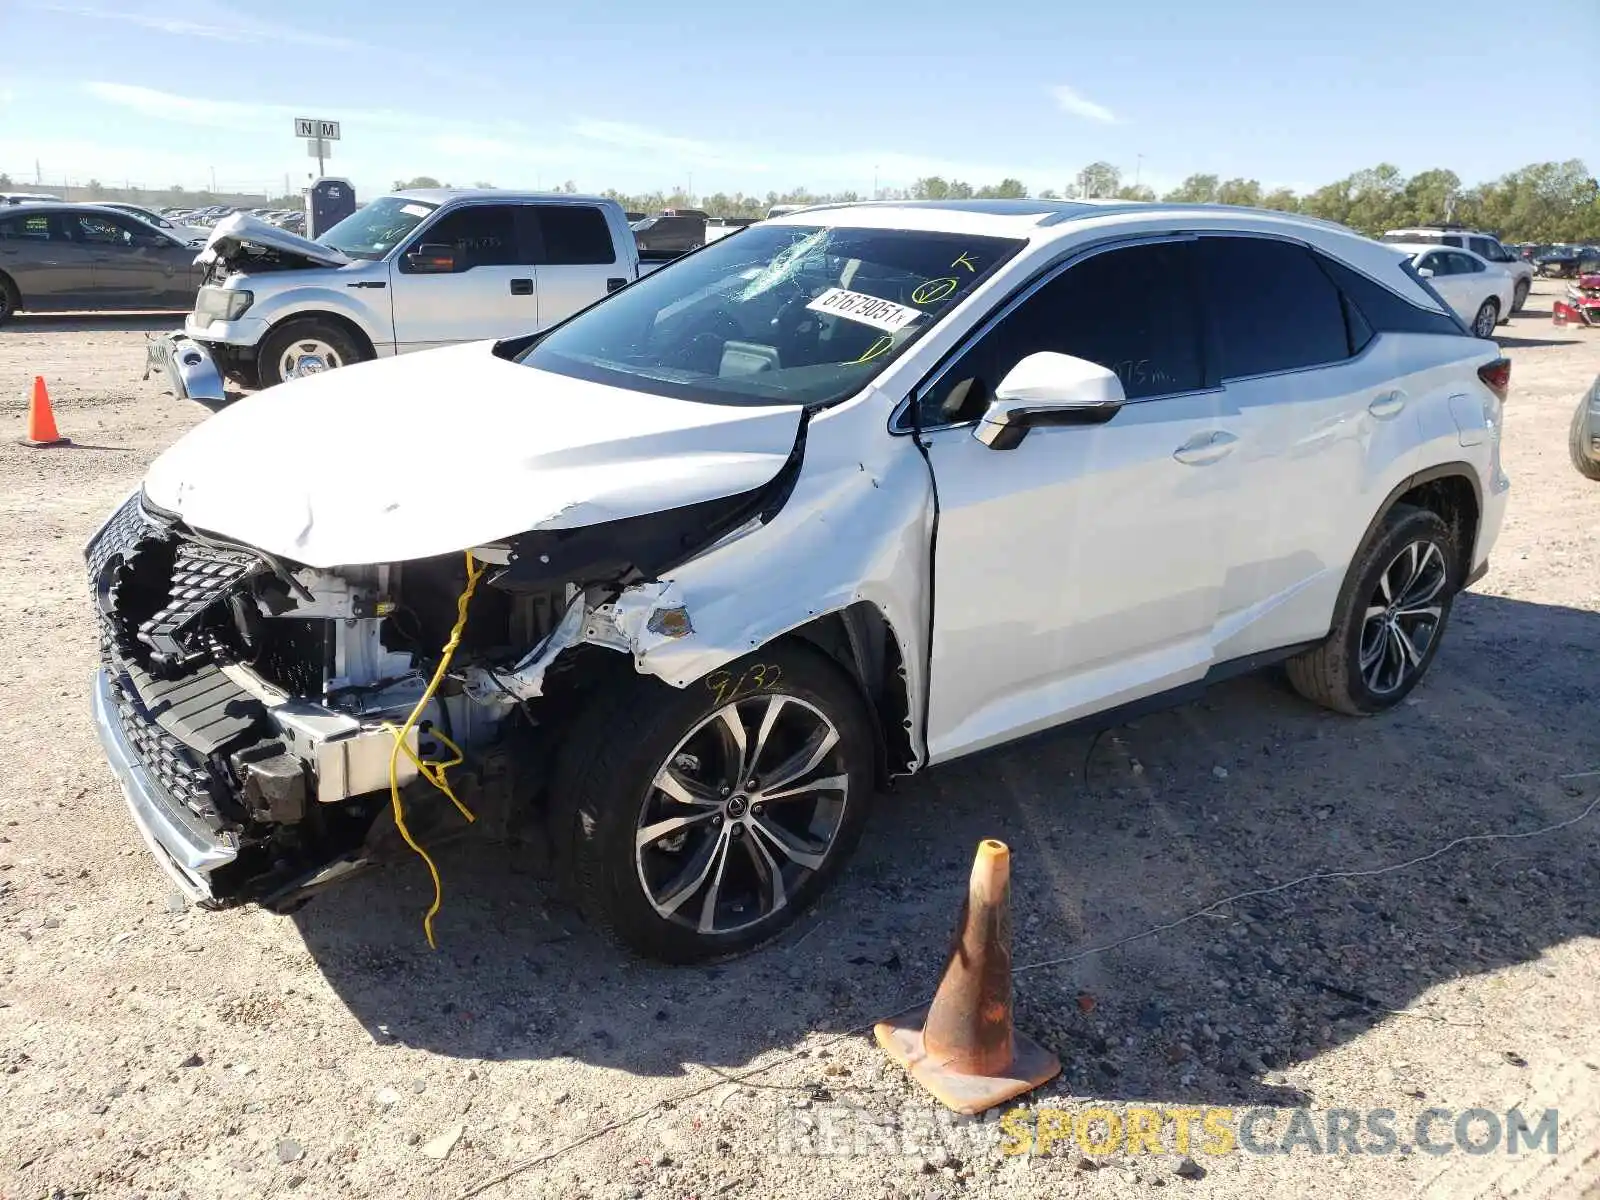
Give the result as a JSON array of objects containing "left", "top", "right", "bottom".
[{"left": 1380, "top": 225, "right": 1532, "bottom": 312}]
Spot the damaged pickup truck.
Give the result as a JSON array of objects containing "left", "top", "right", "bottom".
[{"left": 91, "top": 200, "right": 1507, "bottom": 961}]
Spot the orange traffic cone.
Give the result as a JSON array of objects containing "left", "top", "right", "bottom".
[
  {"left": 875, "top": 839, "right": 1060, "bottom": 1114},
  {"left": 20, "top": 376, "right": 67, "bottom": 447}
]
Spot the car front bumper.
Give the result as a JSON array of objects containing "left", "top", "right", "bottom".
[
  {"left": 91, "top": 666, "right": 238, "bottom": 901},
  {"left": 143, "top": 331, "right": 227, "bottom": 404}
]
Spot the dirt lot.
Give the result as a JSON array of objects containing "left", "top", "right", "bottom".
[{"left": 1, "top": 288, "right": 1597, "bottom": 1200}]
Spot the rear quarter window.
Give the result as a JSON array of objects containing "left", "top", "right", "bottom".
[
  {"left": 1317, "top": 254, "right": 1466, "bottom": 337},
  {"left": 1196, "top": 236, "right": 1350, "bottom": 378}
]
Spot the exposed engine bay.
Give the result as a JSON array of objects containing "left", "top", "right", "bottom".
[{"left": 86, "top": 469, "right": 787, "bottom": 911}]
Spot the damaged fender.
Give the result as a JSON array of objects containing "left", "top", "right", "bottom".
[{"left": 586, "top": 387, "right": 936, "bottom": 770}]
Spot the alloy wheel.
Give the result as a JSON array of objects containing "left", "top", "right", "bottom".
[
  {"left": 278, "top": 338, "right": 344, "bottom": 380},
  {"left": 1358, "top": 539, "right": 1448, "bottom": 696},
  {"left": 634, "top": 693, "right": 849, "bottom": 935},
  {"left": 1472, "top": 302, "right": 1498, "bottom": 338}
]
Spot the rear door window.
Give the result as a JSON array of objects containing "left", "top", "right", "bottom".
[
  {"left": 917, "top": 239, "right": 1206, "bottom": 426},
  {"left": 405, "top": 204, "right": 522, "bottom": 270},
  {"left": 1195, "top": 236, "right": 1350, "bottom": 379},
  {"left": 526, "top": 205, "right": 616, "bottom": 265}
]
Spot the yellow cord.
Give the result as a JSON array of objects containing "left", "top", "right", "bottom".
[{"left": 384, "top": 551, "right": 487, "bottom": 948}]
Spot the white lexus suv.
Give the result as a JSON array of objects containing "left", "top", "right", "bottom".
[{"left": 88, "top": 199, "right": 1510, "bottom": 962}]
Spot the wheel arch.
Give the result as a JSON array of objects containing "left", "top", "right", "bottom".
[
  {"left": 778, "top": 602, "right": 917, "bottom": 789},
  {"left": 263, "top": 309, "right": 378, "bottom": 362},
  {"left": 1359, "top": 463, "right": 1482, "bottom": 584},
  {"left": 0, "top": 267, "right": 20, "bottom": 312}
]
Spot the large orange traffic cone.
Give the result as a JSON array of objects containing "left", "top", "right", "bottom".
[
  {"left": 875, "top": 839, "right": 1060, "bottom": 1114},
  {"left": 20, "top": 376, "right": 67, "bottom": 447}
]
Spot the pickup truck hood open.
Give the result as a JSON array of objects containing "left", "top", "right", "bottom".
[
  {"left": 141, "top": 342, "right": 804, "bottom": 568},
  {"left": 195, "top": 213, "right": 351, "bottom": 270}
]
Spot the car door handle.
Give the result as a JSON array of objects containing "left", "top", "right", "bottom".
[
  {"left": 1173, "top": 430, "right": 1238, "bottom": 465},
  {"left": 509, "top": 278, "right": 533, "bottom": 296},
  {"left": 606, "top": 277, "right": 627, "bottom": 293},
  {"left": 1368, "top": 391, "right": 1407, "bottom": 418}
]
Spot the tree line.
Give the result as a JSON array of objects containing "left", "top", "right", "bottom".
[{"left": 594, "top": 159, "right": 1599, "bottom": 243}]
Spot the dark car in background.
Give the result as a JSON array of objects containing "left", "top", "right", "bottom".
[
  {"left": 631, "top": 212, "right": 707, "bottom": 259},
  {"left": 0, "top": 203, "right": 203, "bottom": 322}
]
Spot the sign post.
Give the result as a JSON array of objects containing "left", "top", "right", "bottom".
[{"left": 293, "top": 117, "right": 341, "bottom": 179}]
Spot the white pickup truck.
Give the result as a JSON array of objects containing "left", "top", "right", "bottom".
[{"left": 147, "top": 189, "right": 657, "bottom": 400}]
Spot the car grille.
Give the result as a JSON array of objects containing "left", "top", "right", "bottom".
[
  {"left": 106, "top": 668, "right": 236, "bottom": 837},
  {"left": 138, "top": 541, "right": 260, "bottom": 668}
]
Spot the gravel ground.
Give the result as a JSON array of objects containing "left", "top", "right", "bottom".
[{"left": 1, "top": 287, "right": 1597, "bottom": 1200}]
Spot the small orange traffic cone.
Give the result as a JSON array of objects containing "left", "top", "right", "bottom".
[
  {"left": 20, "top": 376, "right": 67, "bottom": 447},
  {"left": 875, "top": 839, "right": 1060, "bottom": 1114}
]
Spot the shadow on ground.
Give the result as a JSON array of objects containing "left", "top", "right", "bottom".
[
  {"left": 9, "top": 312, "right": 184, "bottom": 334},
  {"left": 293, "top": 591, "right": 1600, "bottom": 1111}
]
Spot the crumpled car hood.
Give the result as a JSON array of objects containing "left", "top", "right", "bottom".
[
  {"left": 141, "top": 342, "right": 803, "bottom": 568},
  {"left": 195, "top": 213, "right": 351, "bottom": 269}
]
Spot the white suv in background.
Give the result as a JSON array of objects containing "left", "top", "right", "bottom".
[
  {"left": 90, "top": 199, "right": 1511, "bottom": 961},
  {"left": 1383, "top": 226, "right": 1534, "bottom": 312},
  {"left": 1388, "top": 243, "right": 1516, "bottom": 338}
]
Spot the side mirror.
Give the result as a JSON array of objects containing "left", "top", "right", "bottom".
[
  {"left": 404, "top": 243, "right": 457, "bottom": 274},
  {"left": 974, "top": 352, "right": 1125, "bottom": 450},
  {"left": 1416, "top": 266, "right": 1434, "bottom": 278}
]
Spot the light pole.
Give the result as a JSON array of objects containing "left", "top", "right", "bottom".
[{"left": 1135, "top": 154, "right": 1143, "bottom": 189}]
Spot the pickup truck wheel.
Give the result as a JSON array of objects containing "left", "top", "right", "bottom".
[
  {"left": 549, "top": 642, "right": 875, "bottom": 963},
  {"left": 1512, "top": 278, "right": 1530, "bottom": 313},
  {"left": 1287, "top": 505, "right": 1458, "bottom": 716},
  {"left": 1571, "top": 395, "right": 1600, "bottom": 481},
  {"left": 0, "top": 272, "right": 19, "bottom": 326},
  {"left": 257, "top": 318, "right": 364, "bottom": 388}
]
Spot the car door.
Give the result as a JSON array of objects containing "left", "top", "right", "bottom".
[
  {"left": 518, "top": 203, "right": 627, "bottom": 328},
  {"left": 1192, "top": 234, "right": 1409, "bottom": 659},
  {"left": 388, "top": 202, "right": 538, "bottom": 351},
  {"left": 72, "top": 211, "right": 195, "bottom": 308},
  {"left": 916, "top": 237, "right": 1237, "bottom": 763},
  {"left": 0, "top": 210, "right": 93, "bottom": 307},
  {"left": 1416, "top": 250, "right": 1470, "bottom": 321}
]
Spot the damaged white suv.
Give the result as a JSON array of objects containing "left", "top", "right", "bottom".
[{"left": 88, "top": 199, "right": 1510, "bottom": 961}]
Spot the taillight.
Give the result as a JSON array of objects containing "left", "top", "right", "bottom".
[{"left": 1478, "top": 357, "right": 1511, "bottom": 401}]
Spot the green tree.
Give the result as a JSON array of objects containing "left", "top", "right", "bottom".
[
  {"left": 1259, "top": 188, "right": 1300, "bottom": 212},
  {"left": 85, "top": 178, "right": 105, "bottom": 198},
  {"left": 975, "top": 178, "right": 1028, "bottom": 198},
  {"left": 1397, "top": 168, "right": 1460, "bottom": 227},
  {"left": 1038, "top": 188, "right": 1060, "bottom": 199},
  {"left": 392, "top": 175, "right": 442, "bottom": 190},
  {"left": 0, "top": 173, "right": 11, "bottom": 188},
  {"left": 1163, "top": 174, "right": 1220, "bottom": 203},
  {"left": 1301, "top": 177, "right": 1354, "bottom": 225},
  {"left": 1114, "top": 183, "right": 1156, "bottom": 202},
  {"left": 1216, "top": 178, "right": 1262, "bottom": 208},
  {"left": 1076, "top": 161, "right": 1120, "bottom": 198},
  {"left": 911, "top": 176, "right": 952, "bottom": 200}
]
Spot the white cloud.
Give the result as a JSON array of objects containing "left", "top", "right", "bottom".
[
  {"left": 83, "top": 82, "right": 287, "bottom": 130},
  {"left": 33, "top": 1, "right": 364, "bottom": 50},
  {"left": 1049, "top": 84, "right": 1119, "bottom": 124},
  {"left": 570, "top": 119, "right": 760, "bottom": 170}
]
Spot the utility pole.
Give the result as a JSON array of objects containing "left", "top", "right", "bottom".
[
  {"left": 873, "top": 165, "right": 879, "bottom": 200},
  {"left": 35, "top": 158, "right": 41, "bottom": 184},
  {"left": 1135, "top": 154, "right": 1143, "bottom": 188},
  {"left": 210, "top": 165, "right": 217, "bottom": 193}
]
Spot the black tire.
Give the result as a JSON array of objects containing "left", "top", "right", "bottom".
[
  {"left": 548, "top": 641, "right": 876, "bottom": 963},
  {"left": 1286, "top": 504, "right": 1459, "bottom": 716},
  {"left": 1571, "top": 395, "right": 1600, "bottom": 481},
  {"left": 255, "top": 317, "right": 366, "bottom": 389},
  {"left": 1512, "top": 278, "right": 1530, "bottom": 313},
  {"left": 0, "top": 272, "right": 19, "bottom": 326},
  {"left": 1472, "top": 298, "right": 1500, "bottom": 338}
]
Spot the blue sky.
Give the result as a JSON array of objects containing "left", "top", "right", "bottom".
[{"left": 1, "top": 0, "right": 1595, "bottom": 200}]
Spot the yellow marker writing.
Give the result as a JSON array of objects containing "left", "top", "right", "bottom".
[
  {"left": 852, "top": 334, "right": 894, "bottom": 363},
  {"left": 951, "top": 251, "right": 978, "bottom": 273},
  {"left": 911, "top": 277, "right": 958, "bottom": 305}
]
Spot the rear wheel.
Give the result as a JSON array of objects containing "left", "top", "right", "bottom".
[
  {"left": 1286, "top": 505, "right": 1459, "bottom": 716},
  {"left": 548, "top": 642, "right": 875, "bottom": 962},
  {"left": 0, "top": 272, "right": 19, "bottom": 326},
  {"left": 1571, "top": 395, "right": 1600, "bottom": 481},
  {"left": 1512, "top": 278, "right": 1530, "bottom": 313},
  {"left": 256, "top": 318, "right": 365, "bottom": 388},
  {"left": 1472, "top": 298, "right": 1500, "bottom": 338}
]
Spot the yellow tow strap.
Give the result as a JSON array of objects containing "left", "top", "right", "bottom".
[{"left": 383, "top": 550, "right": 487, "bottom": 948}]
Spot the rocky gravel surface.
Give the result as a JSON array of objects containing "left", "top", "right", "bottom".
[{"left": 0, "top": 290, "right": 1597, "bottom": 1199}]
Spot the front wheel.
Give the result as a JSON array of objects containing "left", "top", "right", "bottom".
[
  {"left": 1472, "top": 298, "right": 1500, "bottom": 338},
  {"left": 256, "top": 318, "right": 366, "bottom": 389},
  {"left": 549, "top": 642, "right": 876, "bottom": 962},
  {"left": 1286, "top": 505, "right": 1459, "bottom": 716},
  {"left": 1512, "top": 278, "right": 1530, "bottom": 313}
]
